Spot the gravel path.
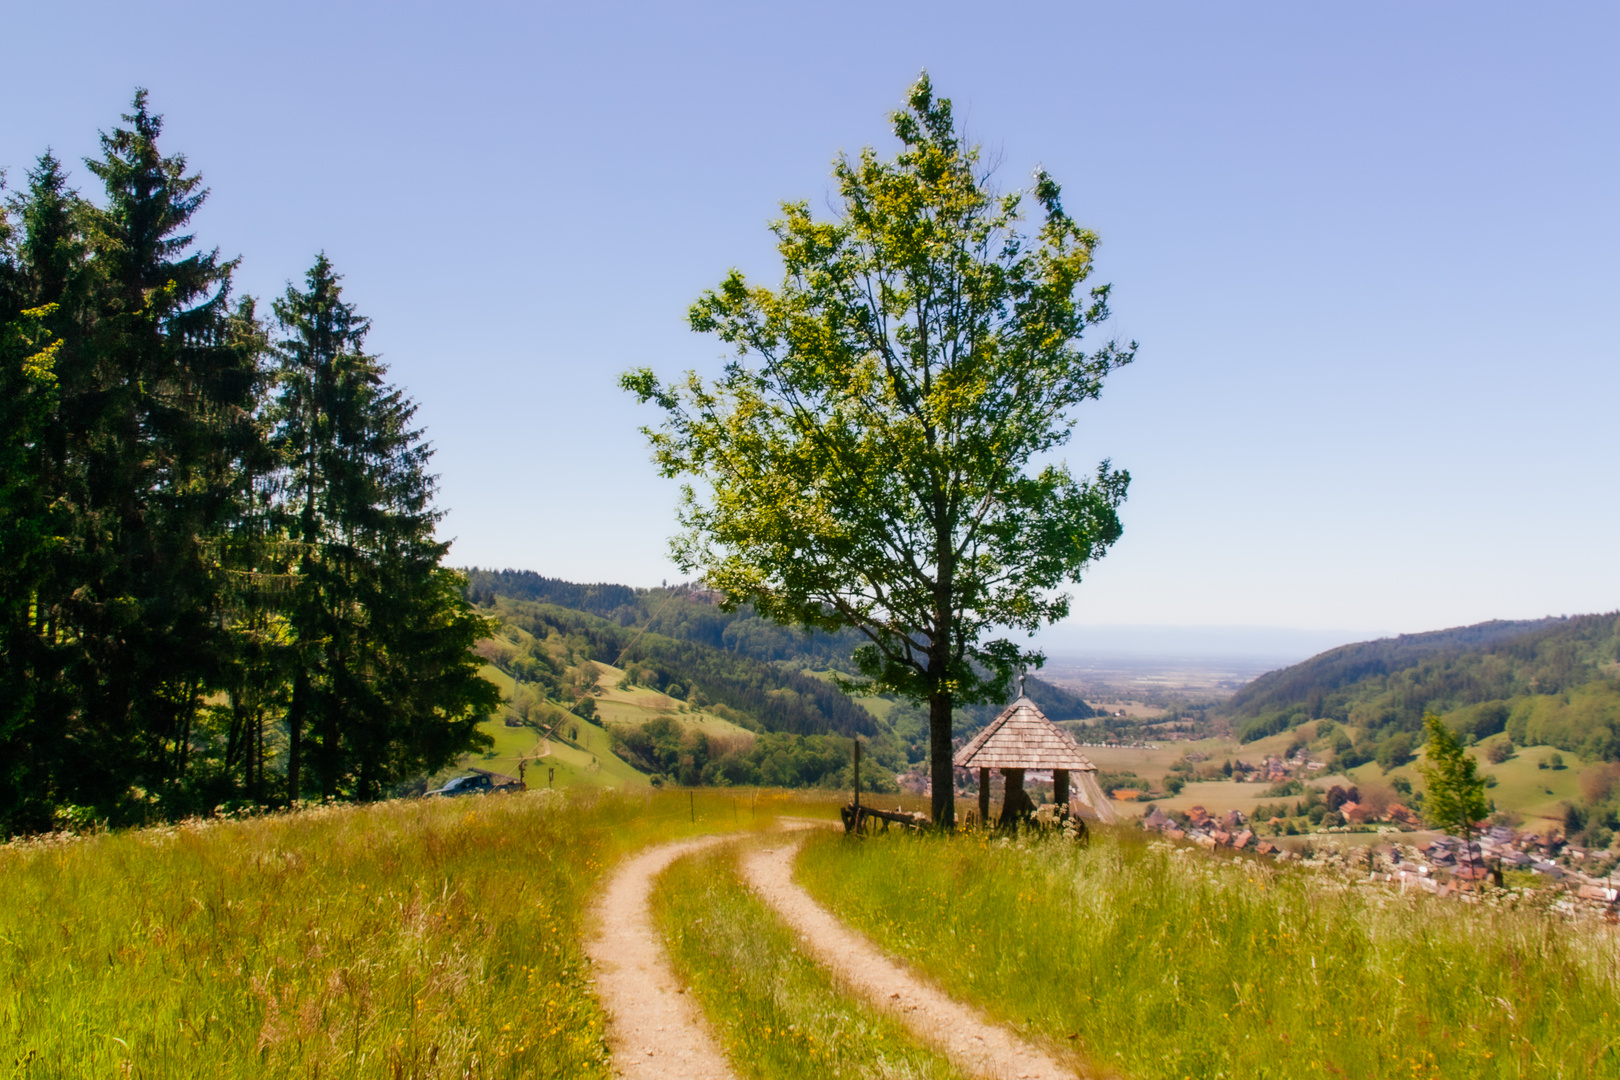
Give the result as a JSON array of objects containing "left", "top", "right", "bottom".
[
  {"left": 741, "top": 839, "right": 1091, "bottom": 1080},
  {"left": 585, "top": 834, "right": 738, "bottom": 1080}
]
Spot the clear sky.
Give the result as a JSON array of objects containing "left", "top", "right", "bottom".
[{"left": 6, "top": 2, "right": 1617, "bottom": 647}]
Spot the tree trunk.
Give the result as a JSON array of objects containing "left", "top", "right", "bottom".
[
  {"left": 288, "top": 669, "right": 307, "bottom": 805},
  {"left": 929, "top": 688, "right": 954, "bottom": 829}
]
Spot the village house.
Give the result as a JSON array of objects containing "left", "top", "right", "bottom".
[{"left": 1142, "top": 807, "right": 1174, "bottom": 832}]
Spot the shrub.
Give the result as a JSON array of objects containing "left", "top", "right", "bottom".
[{"left": 1376, "top": 732, "right": 1415, "bottom": 772}]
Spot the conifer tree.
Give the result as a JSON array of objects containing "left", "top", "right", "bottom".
[
  {"left": 64, "top": 90, "right": 266, "bottom": 817},
  {"left": 1, "top": 154, "right": 96, "bottom": 831},
  {"left": 0, "top": 97, "right": 493, "bottom": 831},
  {"left": 273, "top": 256, "right": 494, "bottom": 801},
  {"left": 0, "top": 195, "right": 65, "bottom": 832}
]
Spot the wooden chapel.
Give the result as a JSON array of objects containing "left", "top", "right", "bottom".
[{"left": 953, "top": 690, "right": 1117, "bottom": 828}]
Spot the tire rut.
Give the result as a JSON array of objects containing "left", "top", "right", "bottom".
[
  {"left": 585, "top": 834, "right": 738, "bottom": 1080},
  {"left": 740, "top": 838, "right": 1092, "bottom": 1080}
]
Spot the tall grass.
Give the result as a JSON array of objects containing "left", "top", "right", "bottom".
[
  {"left": 0, "top": 787, "right": 819, "bottom": 1079},
  {"left": 652, "top": 841, "right": 966, "bottom": 1080},
  {"left": 796, "top": 827, "right": 1620, "bottom": 1079}
]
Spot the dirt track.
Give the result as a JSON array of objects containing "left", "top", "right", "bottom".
[
  {"left": 587, "top": 826, "right": 1087, "bottom": 1080},
  {"left": 584, "top": 834, "right": 737, "bottom": 1080},
  {"left": 741, "top": 838, "right": 1088, "bottom": 1080}
]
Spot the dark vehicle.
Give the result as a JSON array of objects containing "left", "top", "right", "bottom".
[{"left": 427, "top": 773, "right": 494, "bottom": 797}]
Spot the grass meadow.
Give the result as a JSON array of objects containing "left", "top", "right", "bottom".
[
  {"left": 0, "top": 788, "right": 829, "bottom": 1079},
  {"left": 795, "top": 827, "right": 1620, "bottom": 1080},
  {"left": 652, "top": 840, "right": 965, "bottom": 1080}
]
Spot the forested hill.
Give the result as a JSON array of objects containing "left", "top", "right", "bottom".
[
  {"left": 1230, "top": 617, "right": 1566, "bottom": 719},
  {"left": 1228, "top": 613, "right": 1620, "bottom": 760},
  {"left": 469, "top": 573, "right": 1093, "bottom": 736},
  {"left": 491, "top": 597, "right": 878, "bottom": 738},
  {"left": 465, "top": 568, "right": 866, "bottom": 668},
  {"left": 466, "top": 569, "right": 1091, "bottom": 720},
  {"left": 466, "top": 570, "right": 639, "bottom": 619}
]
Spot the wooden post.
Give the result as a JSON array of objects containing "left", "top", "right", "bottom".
[
  {"left": 689, "top": 789, "right": 694, "bottom": 822},
  {"left": 853, "top": 737, "right": 861, "bottom": 816},
  {"left": 979, "top": 767, "right": 990, "bottom": 827},
  {"left": 1054, "top": 769, "right": 1070, "bottom": 809},
  {"left": 998, "top": 768, "right": 1028, "bottom": 829}
]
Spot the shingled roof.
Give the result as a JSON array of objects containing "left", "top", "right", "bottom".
[{"left": 952, "top": 696, "right": 1097, "bottom": 772}]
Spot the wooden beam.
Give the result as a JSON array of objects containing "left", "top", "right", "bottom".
[{"left": 979, "top": 767, "right": 990, "bottom": 827}]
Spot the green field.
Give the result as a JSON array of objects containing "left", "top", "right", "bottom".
[
  {"left": 795, "top": 826, "right": 1620, "bottom": 1080},
  {"left": 1342, "top": 739, "right": 1594, "bottom": 828},
  {"left": 6, "top": 788, "right": 1616, "bottom": 1079},
  {"left": 0, "top": 788, "right": 824, "bottom": 1079},
  {"left": 1084, "top": 724, "right": 1604, "bottom": 831},
  {"left": 462, "top": 662, "right": 650, "bottom": 790},
  {"left": 590, "top": 663, "right": 756, "bottom": 740}
]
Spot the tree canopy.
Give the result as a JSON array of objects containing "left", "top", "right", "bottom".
[{"left": 623, "top": 74, "right": 1132, "bottom": 825}]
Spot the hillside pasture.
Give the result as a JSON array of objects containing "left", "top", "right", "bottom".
[
  {"left": 1342, "top": 741, "right": 1596, "bottom": 828},
  {"left": 591, "top": 662, "right": 758, "bottom": 740}
]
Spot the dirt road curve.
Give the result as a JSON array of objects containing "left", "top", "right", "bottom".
[
  {"left": 741, "top": 840, "right": 1089, "bottom": 1080},
  {"left": 585, "top": 835, "right": 738, "bottom": 1080}
]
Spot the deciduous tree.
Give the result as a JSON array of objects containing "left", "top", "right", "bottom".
[
  {"left": 1418, "top": 711, "right": 1489, "bottom": 874},
  {"left": 623, "top": 75, "right": 1132, "bottom": 826}
]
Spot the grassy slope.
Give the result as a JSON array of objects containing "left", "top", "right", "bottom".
[
  {"left": 465, "top": 662, "right": 649, "bottom": 790},
  {"left": 652, "top": 841, "right": 965, "bottom": 1080},
  {"left": 1343, "top": 739, "right": 1595, "bottom": 828},
  {"left": 1091, "top": 725, "right": 1599, "bottom": 827},
  {"left": 591, "top": 663, "right": 755, "bottom": 740},
  {"left": 0, "top": 789, "right": 788, "bottom": 1080},
  {"left": 796, "top": 828, "right": 1620, "bottom": 1080}
]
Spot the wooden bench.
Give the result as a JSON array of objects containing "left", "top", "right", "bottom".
[{"left": 841, "top": 804, "right": 928, "bottom": 834}]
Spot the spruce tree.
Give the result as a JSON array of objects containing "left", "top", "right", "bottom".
[
  {"left": 0, "top": 153, "right": 97, "bottom": 831},
  {"left": 64, "top": 90, "right": 266, "bottom": 818},
  {"left": 0, "top": 194, "right": 65, "bottom": 832},
  {"left": 273, "top": 256, "right": 494, "bottom": 801}
]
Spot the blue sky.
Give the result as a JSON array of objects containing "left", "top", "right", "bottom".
[{"left": 6, "top": 2, "right": 1617, "bottom": 648}]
